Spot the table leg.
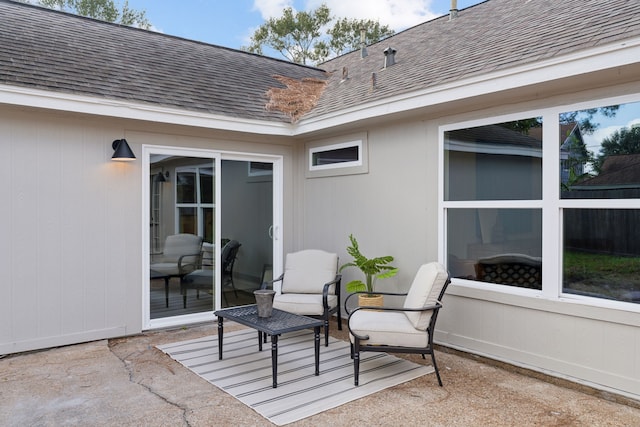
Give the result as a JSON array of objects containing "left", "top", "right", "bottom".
[
  {"left": 258, "top": 331, "right": 262, "bottom": 351},
  {"left": 271, "top": 334, "right": 279, "bottom": 388},
  {"left": 217, "top": 317, "right": 224, "bottom": 360},
  {"left": 314, "top": 326, "right": 320, "bottom": 376}
]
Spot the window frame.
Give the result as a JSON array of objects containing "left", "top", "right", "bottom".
[
  {"left": 439, "top": 93, "right": 640, "bottom": 311},
  {"left": 305, "top": 132, "right": 368, "bottom": 178}
]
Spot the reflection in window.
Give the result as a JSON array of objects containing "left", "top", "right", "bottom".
[
  {"left": 560, "top": 100, "right": 640, "bottom": 304},
  {"left": 447, "top": 208, "right": 542, "bottom": 290},
  {"left": 444, "top": 119, "right": 543, "bottom": 201},
  {"left": 445, "top": 118, "right": 544, "bottom": 290},
  {"left": 176, "top": 165, "right": 215, "bottom": 243},
  {"left": 563, "top": 209, "right": 640, "bottom": 303},
  {"left": 560, "top": 101, "right": 640, "bottom": 199},
  {"left": 176, "top": 171, "right": 196, "bottom": 203}
]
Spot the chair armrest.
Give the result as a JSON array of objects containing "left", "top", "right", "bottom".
[
  {"left": 260, "top": 273, "right": 284, "bottom": 290},
  {"left": 177, "top": 252, "right": 202, "bottom": 275},
  {"left": 321, "top": 274, "right": 341, "bottom": 308}
]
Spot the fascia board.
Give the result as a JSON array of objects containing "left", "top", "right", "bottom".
[
  {"left": 0, "top": 84, "right": 295, "bottom": 136},
  {"left": 294, "top": 38, "right": 640, "bottom": 136}
]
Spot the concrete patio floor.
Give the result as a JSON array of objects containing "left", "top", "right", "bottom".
[{"left": 2, "top": 318, "right": 640, "bottom": 426}]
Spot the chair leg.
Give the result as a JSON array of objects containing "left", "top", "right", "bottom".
[
  {"left": 353, "top": 340, "right": 360, "bottom": 386},
  {"left": 430, "top": 350, "right": 443, "bottom": 387},
  {"left": 337, "top": 305, "right": 342, "bottom": 331}
]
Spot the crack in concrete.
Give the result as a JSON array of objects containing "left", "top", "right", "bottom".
[{"left": 108, "top": 341, "right": 193, "bottom": 427}]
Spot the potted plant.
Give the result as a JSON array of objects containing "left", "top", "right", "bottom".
[{"left": 339, "top": 234, "right": 398, "bottom": 307}]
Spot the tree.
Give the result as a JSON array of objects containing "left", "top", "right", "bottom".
[
  {"left": 593, "top": 124, "right": 640, "bottom": 173},
  {"left": 244, "top": 4, "right": 394, "bottom": 65},
  {"left": 560, "top": 105, "right": 619, "bottom": 135},
  {"left": 36, "top": 0, "right": 150, "bottom": 29},
  {"left": 326, "top": 17, "right": 395, "bottom": 58}
]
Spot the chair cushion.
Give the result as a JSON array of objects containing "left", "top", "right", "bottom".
[
  {"left": 182, "top": 269, "right": 214, "bottom": 290},
  {"left": 403, "top": 262, "right": 449, "bottom": 330},
  {"left": 349, "top": 310, "right": 428, "bottom": 348},
  {"left": 281, "top": 250, "right": 338, "bottom": 294},
  {"left": 162, "top": 234, "right": 203, "bottom": 262},
  {"left": 149, "top": 263, "right": 180, "bottom": 276},
  {"left": 273, "top": 293, "right": 337, "bottom": 316}
]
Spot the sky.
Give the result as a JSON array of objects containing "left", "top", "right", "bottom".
[{"left": 124, "top": 0, "right": 485, "bottom": 52}]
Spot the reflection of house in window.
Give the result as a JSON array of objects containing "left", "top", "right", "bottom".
[
  {"left": 569, "top": 153, "right": 640, "bottom": 197},
  {"left": 445, "top": 123, "right": 543, "bottom": 201},
  {"left": 559, "top": 122, "right": 586, "bottom": 185}
]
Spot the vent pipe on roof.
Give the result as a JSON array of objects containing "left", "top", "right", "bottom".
[
  {"left": 383, "top": 47, "right": 396, "bottom": 68},
  {"left": 360, "top": 27, "right": 368, "bottom": 58},
  {"left": 450, "top": 0, "right": 458, "bottom": 20}
]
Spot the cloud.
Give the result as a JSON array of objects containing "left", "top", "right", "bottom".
[
  {"left": 252, "top": 0, "right": 295, "bottom": 20},
  {"left": 253, "top": 0, "right": 441, "bottom": 31},
  {"left": 307, "top": 0, "right": 440, "bottom": 30},
  {"left": 583, "top": 118, "right": 640, "bottom": 155}
]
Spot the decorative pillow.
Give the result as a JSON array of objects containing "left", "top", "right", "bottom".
[{"left": 403, "top": 262, "right": 449, "bottom": 330}]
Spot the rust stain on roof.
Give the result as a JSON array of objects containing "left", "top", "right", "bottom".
[{"left": 265, "top": 75, "right": 328, "bottom": 123}]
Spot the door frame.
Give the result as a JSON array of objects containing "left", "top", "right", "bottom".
[{"left": 142, "top": 145, "right": 283, "bottom": 330}]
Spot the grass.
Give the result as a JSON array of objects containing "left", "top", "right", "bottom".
[{"left": 563, "top": 251, "right": 640, "bottom": 301}]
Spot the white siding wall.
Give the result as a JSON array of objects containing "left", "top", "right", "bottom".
[
  {"left": 299, "top": 121, "right": 439, "bottom": 294},
  {"left": 298, "top": 95, "right": 640, "bottom": 399},
  {"left": 0, "top": 109, "right": 141, "bottom": 354},
  {"left": 0, "top": 109, "right": 295, "bottom": 354}
]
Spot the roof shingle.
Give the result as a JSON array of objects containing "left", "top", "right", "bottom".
[
  {"left": 312, "top": 0, "right": 640, "bottom": 118},
  {"left": 0, "top": 0, "right": 327, "bottom": 123}
]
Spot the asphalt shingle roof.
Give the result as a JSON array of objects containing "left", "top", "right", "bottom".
[
  {"left": 312, "top": 0, "right": 640, "bottom": 118},
  {"left": 2, "top": 0, "right": 640, "bottom": 124},
  {"left": 0, "top": 0, "right": 327, "bottom": 123}
]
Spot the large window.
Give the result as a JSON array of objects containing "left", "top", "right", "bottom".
[
  {"left": 444, "top": 118, "right": 543, "bottom": 289},
  {"left": 560, "top": 101, "right": 640, "bottom": 303},
  {"left": 444, "top": 99, "right": 640, "bottom": 305}
]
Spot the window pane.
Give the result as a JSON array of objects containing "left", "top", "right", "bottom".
[
  {"left": 563, "top": 209, "right": 640, "bottom": 303},
  {"left": 447, "top": 208, "right": 542, "bottom": 290},
  {"left": 176, "top": 171, "right": 196, "bottom": 203},
  {"left": 248, "top": 162, "right": 273, "bottom": 176},
  {"left": 200, "top": 167, "right": 214, "bottom": 204},
  {"left": 178, "top": 207, "right": 196, "bottom": 234},
  {"left": 560, "top": 101, "right": 640, "bottom": 199},
  {"left": 203, "top": 208, "right": 214, "bottom": 244},
  {"left": 312, "top": 146, "right": 358, "bottom": 166},
  {"left": 444, "top": 119, "right": 543, "bottom": 201}
]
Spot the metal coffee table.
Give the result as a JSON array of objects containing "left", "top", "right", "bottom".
[{"left": 214, "top": 305, "right": 323, "bottom": 388}]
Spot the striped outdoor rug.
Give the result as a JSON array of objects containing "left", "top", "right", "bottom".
[{"left": 157, "top": 328, "right": 434, "bottom": 425}]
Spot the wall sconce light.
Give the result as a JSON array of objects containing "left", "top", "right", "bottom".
[{"left": 111, "top": 139, "right": 136, "bottom": 161}]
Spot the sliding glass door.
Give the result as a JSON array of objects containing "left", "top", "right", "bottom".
[{"left": 144, "top": 146, "right": 279, "bottom": 329}]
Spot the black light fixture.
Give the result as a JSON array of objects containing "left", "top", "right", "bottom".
[
  {"left": 111, "top": 139, "right": 136, "bottom": 161},
  {"left": 154, "top": 171, "right": 169, "bottom": 183}
]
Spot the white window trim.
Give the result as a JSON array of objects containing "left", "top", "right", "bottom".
[
  {"left": 305, "top": 132, "right": 368, "bottom": 178},
  {"left": 309, "top": 140, "right": 362, "bottom": 171},
  {"left": 439, "top": 94, "right": 640, "bottom": 313}
]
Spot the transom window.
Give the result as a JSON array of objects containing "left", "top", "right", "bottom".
[{"left": 309, "top": 140, "right": 362, "bottom": 171}]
